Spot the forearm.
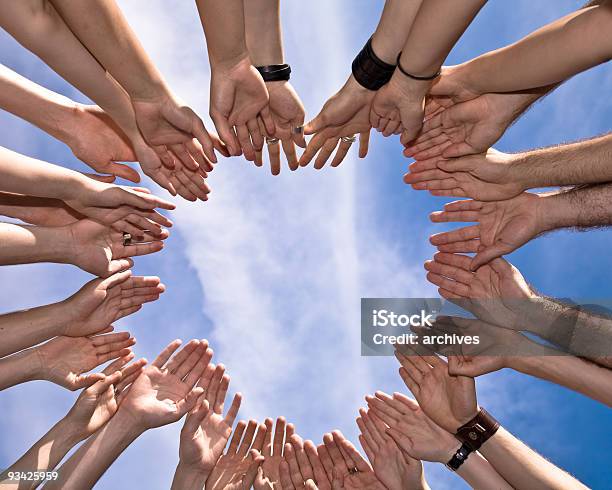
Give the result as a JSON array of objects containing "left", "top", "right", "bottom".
[
  {"left": 0, "top": 347, "right": 43, "bottom": 391},
  {"left": 244, "top": 0, "right": 283, "bottom": 66},
  {"left": 510, "top": 133, "right": 612, "bottom": 189},
  {"left": 0, "top": 1, "right": 145, "bottom": 143},
  {"left": 398, "top": 0, "right": 485, "bottom": 76},
  {"left": 0, "top": 193, "right": 81, "bottom": 227},
  {"left": 0, "top": 417, "right": 81, "bottom": 489},
  {"left": 47, "top": 411, "right": 142, "bottom": 489},
  {"left": 370, "top": 0, "right": 423, "bottom": 64},
  {"left": 455, "top": 452, "right": 512, "bottom": 490},
  {"left": 0, "top": 223, "right": 73, "bottom": 267},
  {"left": 48, "top": 0, "right": 168, "bottom": 100},
  {"left": 480, "top": 428, "right": 588, "bottom": 490},
  {"left": 170, "top": 462, "right": 209, "bottom": 490},
  {"left": 0, "top": 64, "right": 78, "bottom": 144},
  {"left": 461, "top": 4, "right": 612, "bottom": 94},
  {"left": 0, "top": 147, "right": 83, "bottom": 201},
  {"left": 197, "top": 0, "right": 249, "bottom": 68},
  {"left": 0, "top": 302, "right": 66, "bottom": 358},
  {"left": 511, "top": 354, "right": 612, "bottom": 406}
]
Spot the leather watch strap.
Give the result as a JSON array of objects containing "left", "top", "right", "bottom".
[
  {"left": 455, "top": 407, "right": 500, "bottom": 452},
  {"left": 446, "top": 442, "right": 472, "bottom": 471}
]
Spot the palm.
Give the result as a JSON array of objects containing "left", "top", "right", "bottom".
[
  {"left": 182, "top": 413, "right": 232, "bottom": 471},
  {"left": 63, "top": 279, "right": 121, "bottom": 336},
  {"left": 38, "top": 337, "right": 99, "bottom": 389},
  {"left": 207, "top": 454, "right": 254, "bottom": 490},
  {"left": 71, "top": 220, "right": 115, "bottom": 276},
  {"left": 132, "top": 97, "right": 192, "bottom": 146},
  {"left": 371, "top": 444, "right": 418, "bottom": 490},
  {"left": 322, "top": 88, "right": 373, "bottom": 131},
  {"left": 268, "top": 82, "right": 304, "bottom": 138},
  {"left": 121, "top": 366, "right": 190, "bottom": 430},
  {"left": 340, "top": 470, "right": 385, "bottom": 489},
  {"left": 256, "top": 454, "right": 283, "bottom": 489}
]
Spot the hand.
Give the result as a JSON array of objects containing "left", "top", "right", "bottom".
[
  {"left": 404, "top": 93, "right": 522, "bottom": 160},
  {"left": 209, "top": 57, "right": 274, "bottom": 161},
  {"left": 64, "top": 354, "right": 147, "bottom": 440},
  {"left": 69, "top": 218, "right": 167, "bottom": 277},
  {"left": 356, "top": 407, "right": 426, "bottom": 490},
  {"left": 370, "top": 73, "right": 430, "bottom": 144},
  {"left": 423, "top": 252, "right": 535, "bottom": 328},
  {"left": 65, "top": 105, "right": 141, "bottom": 183},
  {"left": 131, "top": 90, "right": 225, "bottom": 169},
  {"left": 255, "top": 81, "right": 306, "bottom": 174},
  {"left": 394, "top": 348, "right": 478, "bottom": 433},
  {"left": 62, "top": 271, "right": 165, "bottom": 337},
  {"left": 365, "top": 392, "right": 459, "bottom": 464},
  {"left": 278, "top": 436, "right": 319, "bottom": 490},
  {"left": 422, "top": 316, "right": 538, "bottom": 377},
  {"left": 36, "top": 331, "right": 135, "bottom": 390},
  {"left": 254, "top": 417, "right": 295, "bottom": 490},
  {"left": 320, "top": 431, "right": 385, "bottom": 490},
  {"left": 64, "top": 176, "right": 175, "bottom": 235},
  {"left": 429, "top": 192, "right": 544, "bottom": 269},
  {"left": 178, "top": 361, "right": 243, "bottom": 476},
  {"left": 206, "top": 420, "right": 266, "bottom": 490},
  {"left": 160, "top": 157, "right": 211, "bottom": 202},
  {"left": 300, "top": 75, "right": 373, "bottom": 168},
  {"left": 403, "top": 149, "right": 524, "bottom": 201},
  {"left": 428, "top": 65, "right": 481, "bottom": 105},
  {"left": 119, "top": 339, "right": 209, "bottom": 432}
]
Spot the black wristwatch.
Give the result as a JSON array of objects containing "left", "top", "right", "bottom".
[
  {"left": 446, "top": 443, "right": 472, "bottom": 471},
  {"left": 256, "top": 64, "right": 291, "bottom": 82}
]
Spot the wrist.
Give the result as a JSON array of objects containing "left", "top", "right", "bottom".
[
  {"left": 389, "top": 70, "right": 431, "bottom": 100},
  {"left": 535, "top": 192, "right": 567, "bottom": 233},
  {"left": 54, "top": 415, "right": 86, "bottom": 448},
  {"left": 174, "top": 461, "right": 210, "bottom": 485},
  {"left": 209, "top": 49, "right": 251, "bottom": 73},
  {"left": 108, "top": 408, "right": 147, "bottom": 440},
  {"left": 437, "top": 437, "right": 462, "bottom": 464}
]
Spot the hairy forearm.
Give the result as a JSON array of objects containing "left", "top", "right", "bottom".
[
  {"left": 0, "top": 223, "right": 73, "bottom": 267},
  {"left": 47, "top": 411, "right": 142, "bottom": 489},
  {"left": 170, "top": 463, "right": 209, "bottom": 490},
  {"left": 0, "top": 147, "right": 83, "bottom": 201},
  {"left": 0, "top": 302, "right": 66, "bottom": 357},
  {"left": 0, "top": 417, "right": 81, "bottom": 489},
  {"left": 0, "top": 193, "right": 81, "bottom": 227},
  {"left": 371, "top": 0, "right": 423, "bottom": 64},
  {"left": 511, "top": 133, "right": 612, "bottom": 189},
  {"left": 456, "top": 452, "right": 512, "bottom": 490},
  {"left": 398, "top": 0, "right": 485, "bottom": 76},
  {"left": 480, "top": 428, "right": 588, "bottom": 490},
  {"left": 244, "top": 0, "right": 283, "bottom": 66},
  {"left": 461, "top": 4, "right": 612, "bottom": 94},
  {"left": 511, "top": 353, "right": 612, "bottom": 406},
  {"left": 48, "top": 0, "right": 167, "bottom": 100},
  {"left": 196, "top": 0, "right": 248, "bottom": 68},
  {"left": 0, "top": 1, "right": 145, "bottom": 143}
]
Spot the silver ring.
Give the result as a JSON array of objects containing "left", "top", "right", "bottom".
[
  {"left": 266, "top": 137, "right": 280, "bottom": 145},
  {"left": 348, "top": 467, "right": 359, "bottom": 475},
  {"left": 292, "top": 126, "right": 304, "bottom": 135},
  {"left": 123, "top": 232, "right": 132, "bottom": 246},
  {"left": 341, "top": 135, "right": 357, "bottom": 144}
]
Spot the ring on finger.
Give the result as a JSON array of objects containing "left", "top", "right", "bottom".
[
  {"left": 123, "top": 232, "right": 133, "bottom": 246},
  {"left": 341, "top": 135, "right": 357, "bottom": 144},
  {"left": 292, "top": 126, "right": 304, "bottom": 135},
  {"left": 266, "top": 137, "right": 280, "bottom": 145}
]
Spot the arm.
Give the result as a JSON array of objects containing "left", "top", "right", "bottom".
[
  {"left": 0, "top": 193, "right": 82, "bottom": 227},
  {"left": 439, "top": 2, "right": 612, "bottom": 97},
  {"left": 0, "top": 222, "right": 74, "bottom": 267},
  {"left": 370, "top": 0, "right": 486, "bottom": 141},
  {"left": 196, "top": 0, "right": 272, "bottom": 160},
  {"left": 243, "top": 0, "right": 306, "bottom": 175}
]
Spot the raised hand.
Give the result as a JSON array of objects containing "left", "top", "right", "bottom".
[
  {"left": 356, "top": 407, "right": 427, "bottom": 490},
  {"left": 278, "top": 435, "right": 319, "bottom": 490},
  {"left": 176, "top": 360, "right": 243, "bottom": 480},
  {"left": 403, "top": 149, "right": 524, "bottom": 201},
  {"left": 321, "top": 431, "right": 385, "bottom": 490},
  {"left": 429, "top": 192, "right": 543, "bottom": 270},
  {"left": 206, "top": 419, "right": 266, "bottom": 490},
  {"left": 423, "top": 252, "right": 535, "bottom": 328},
  {"left": 300, "top": 75, "right": 373, "bottom": 169},
  {"left": 64, "top": 354, "right": 147, "bottom": 440},
  {"left": 62, "top": 271, "right": 165, "bottom": 337},
  {"left": 69, "top": 218, "right": 167, "bottom": 277},
  {"left": 365, "top": 392, "right": 460, "bottom": 464},
  {"left": 255, "top": 81, "right": 306, "bottom": 175},
  {"left": 119, "top": 339, "right": 209, "bottom": 431},
  {"left": 254, "top": 417, "right": 295, "bottom": 489},
  {"left": 36, "top": 331, "right": 135, "bottom": 390},
  {"left": 209, "top": 58, "right": 274, "bottom": 161},
  {"left": 394, "top": 348, "right": 478, "bottom": 433}
]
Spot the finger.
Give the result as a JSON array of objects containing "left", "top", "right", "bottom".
[
  {"left": 228, "top": 420, "right": 247, "bottom": 454},
  {"left": 268, "top": 141, "right": 281, "bottom": 176},
  {"left": 285, "top": 443, "right": 304, "bottom": 488},
  {"left": 211, "top": 113, "right": 241, "bottom": 156},
  {"left": 430, "top": 210, "right": 480, "bottom": 223},
  {"left": 190, "top": 120, "right": 219, "bottom": 164},
  {"left": 334, "top": 432, "right": 370, "bottom": 472},
  {"left": 429, "top": 225, "right": 480, "bottom": 245},
  {"left": 314, "top": 138, "right": 339, "bottom": 170},
  {"left": 330, "top": 140, "right": 352, "bottom": 168},
  {"left": 183, "top": 346, "right": 213, "bottom": 388},
  {"left": 174, "top": 387, "right": 205, "bottom": 418},
  {"left": 224, "top": 392, "right": 242, "bottom": 426},
  {"left": 299, "top": 130, "right": 328, "bottom": 167},
  {"left": 304, "top": 441, "right": 328, "bottom": 486},
  {"left": 279, "top": 460, "right": 295, "bottom": 490},
  {"left": 262, "top": 418, "right": 274, "bottom": 456},
  {"left": 238, "top": 420, "right": 259, "bottom": 456},
  {"left": 323, "top": 433, "right": 346, "bottom": 470},
  {"left": 236, "top": 124, "right": 256, "bottom": 161},
  {"left": 291, "top": 435, "right": 315, "bottom": 481},
  {"left": 471, "top": 243, "right": 511, "bottom": 271},
  {"left": 424, "top": 259, "right": 473, "bottom": 285},
  {"left": 436, "top": 239, "right": 481, "bottom": 254},
  {"left": 214, "top": 372, "right": 230, "bottom": 414},
  {"left": 102, "top": 352, "right": 135, "bottom": 374},
  {"left": 358, "top": 435, "right": 375, "bottom": 467},
  {"left": 175, "top": 343, "right": 207, "bottom": 381},
  {"left": 247, "top": 118, "right": 264, "bottom": 152},
  {"left": 169, "top": 143, "right": 199, "bottom": 171},
  {"left": 273, "top": 417, "right": 287, "bottom": 456},
  {"left": 282, "top": 138, "right": 299, "bottom": 171},
  {"left": 317, "top": 444, "right": 335, "bottom": 482},
  {"left": 152, "top": 339, "right": 182, "bottom": 368}
]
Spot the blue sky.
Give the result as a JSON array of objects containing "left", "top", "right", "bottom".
[{"left": 0, "top": 0, "right": 610, "bottom": 488}]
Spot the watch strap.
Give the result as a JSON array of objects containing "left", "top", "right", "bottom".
[
  {"left": 446, "top": 443, "right": 472, "bottom": 471},
  {"left": 256, "top": 64, "right": 291, "bottom": 82},
  {"left": 455, "top": 407, "right": 500, "bottom": 452}
]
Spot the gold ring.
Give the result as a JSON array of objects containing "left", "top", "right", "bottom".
[
  {"left": 266, "top": 137, "right": 280, "bottom": 145},
  {"left": 123, "top": 232, "right": 132, "bottom": 246},
  {"left": 341, "top": 135, "right": 357, "bottom": 144}
]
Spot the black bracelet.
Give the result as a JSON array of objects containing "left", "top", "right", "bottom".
[
  {"left": 446, "top": 443, "right": 472, "bottom": 471},
  {"left": 351, "top": 37, "right": 396, "bottom": 91},
  {"left": 396, "top": 54, "right": 440, "bottom": 81},
  {"left": 256, "top": 64, "right": 291, "bottom": 82}
]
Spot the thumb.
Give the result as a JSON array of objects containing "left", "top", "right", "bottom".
[
  {"left": 305, "top": 479, "right": 318, "bottom": 490},
  {"left": 106, "top": 162, "right": 142, "bottom": 183},
  {"left": 83, "top": 172, "right": 116, "bottom": 184},
  {"left": 175, "top": 387, "right": 205, "bottom": 418},
  {"left": 437, "top": 157, "right": 473, "bottom": 173},
  {"left": 73, "top": 372, "right": 106, "bottom": 390},
  {"left": 243, "top": 450, "right": 265, "bottom": 488},
  {"left": 441, "top": 142, "right": 476, "bottom": 159},
  {"left": 471, "top": 243, "right": 508, "bottom": 271},
  {"left": 303, "top": 111, "right": 328, "bottom": 135}
]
